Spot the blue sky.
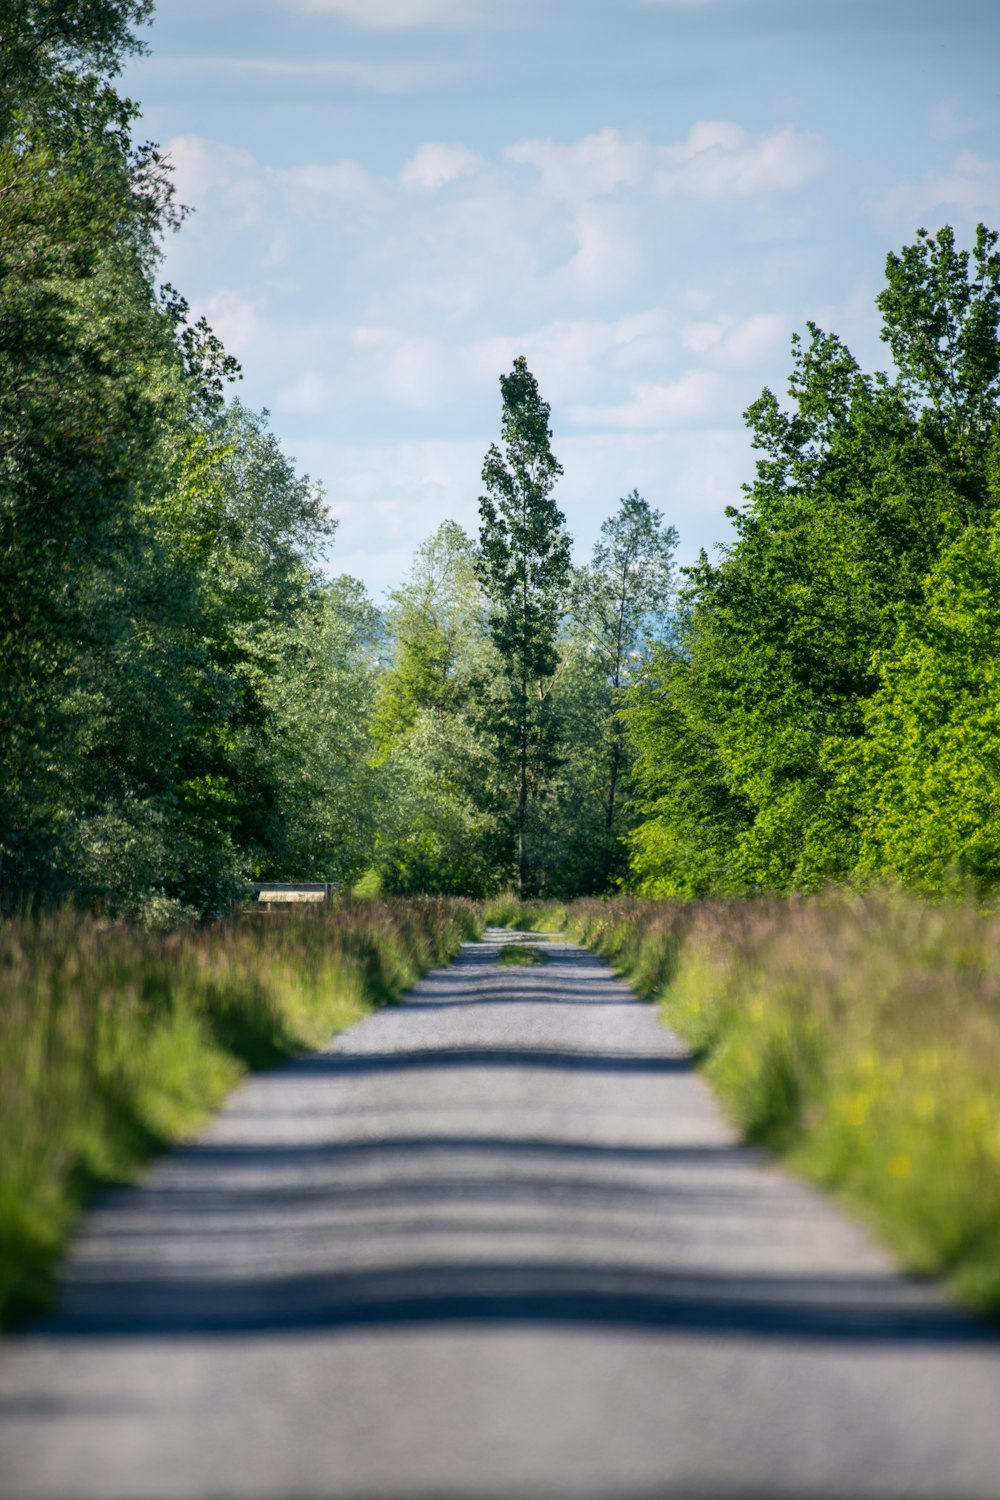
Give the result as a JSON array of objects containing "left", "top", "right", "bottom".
[{"left": 123, "top": 0, "right": 1000, "bottom": 595}]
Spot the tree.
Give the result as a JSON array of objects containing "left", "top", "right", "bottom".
[
  {"left": 571, "top": 490, "right": 677, "bottom": 881},
  {"left": 477, "top": 357, "right": 571, "bottom": 897},
  {"left": 621, "top": 224, "right": 1000, "bottom": 897},
  {"left": 0, "top": 0, "right": 377, "bottom": 920},
  {"left": 0, "top": 12, "right": 191, "bottom": 911},
  {"left": 372, "top": 521, "right": 484, "bottom": 752},
  {"left": 372, "top": 522, "right": 503, "bottom": 896},
  {"left": 0, "top": 2, "right": 153, "bottom": 126},
  {"left": 265, "top": 575, "right": 384, "bottom": 887}
]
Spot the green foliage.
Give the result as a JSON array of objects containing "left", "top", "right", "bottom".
[
  {"left": 0, "top": 2, "right": 154, "bottom": 126},
  {"left": 0, "top": 7, "right": 387, "bottom": 919},
  {"left": 373, "top": 520, "right": 483, "bottom": 748},
  {"left": 569, "top": 490, "right": 678, "bottom": 888},
  {"left": 623, "top": 224, "right": 1000, "bottom": 897},
  {"left": 372, "top": 523, "right": 504, "bottom": 896},
  {"left": 623, "top": 648, "right": 752, "bottom": 898},
  {"left": 482, "top": 894, "right": 567, "bottom": 930},
  {"left": 263, "top": 575, "right": 385, "bottom": 888},
  {"left": 0, "top": 897, "right": 481, "bottom": 1324},
  {"left": 850, "top": 518, "right": 1000, "bottom": 891},
  {"left": 373, "top": 486, "right": 680, "bottom": 901}
]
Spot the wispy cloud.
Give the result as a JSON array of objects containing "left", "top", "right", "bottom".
[
  {"left": 874, "top": 152, "right": 1000, "bottom": 234},
  {"left": 139, "top": 53, "right": 452, "bottom": 94},
  {"left": 401, "top": 143, "right": 482, "bottom": 190},
  {"left": 284, "top": 0, "right": 493, "bottom": 28},
  {"left": 682, "top": 312, "right": 786, "bottom": 369},
  {"left": 578, "top": 370, "right": 728, "bottom": 431},
  {"left": 507, "top": 129, "right": 646, "bottom": 204},
  {"left": 657, "top": 121, "right": 831, "bottom": 197},
  {"left": 929, "top": 99, "right": 994, "bottom": 142}
]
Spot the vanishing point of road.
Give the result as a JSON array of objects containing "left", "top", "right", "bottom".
[{"left": 1, "top": 929, "right": 999, "bottom": 1499}]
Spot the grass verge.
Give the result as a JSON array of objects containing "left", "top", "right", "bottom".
[
  {"left": 497, "top": 942, "right": 547, "bottom": 967},
  {"left": 483, "top": 895, "right": 567, "bottom": 931},
  {"left": 494, "top": 892, "right": 1000, "bottom": 1316},
  {"left": 0, "top": 896, "right": 480, "bottom": 1327}
]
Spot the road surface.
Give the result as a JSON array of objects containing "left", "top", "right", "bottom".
[{"left": 1, "top": 929, "right": 998, "bottom": 1499}]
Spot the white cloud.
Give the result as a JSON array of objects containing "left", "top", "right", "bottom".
[
  {"left": 565, "top": 203, "right": 639, "bottom": 293},
  {"left": 387, "top": 339, "right": 445, "bottom": 407},
  {"left": 154, "top": 121, "right": 834, "bottom": 594},
  {"left": 657, "top": 121, "right": 830, "bottom": 197},
  {"left": 165, "top": 135, "right": 265, "bottom": 223},
  {"left": 682, "top": 312, "right": 786, "bottom": 369},
  {"left": 294, "top": 437, "right": 486, "bottom": 595},
  {"left": 507, "top": 129, "right": 646, "bottom": 203},
  {"left": 276, "top": 370, "right": 331, "bottom": 415},
  {"left": 401, "top": 142, "right": 481, "bottom": 190},
  {"left": 198, "top": 290, "right": 268, "bottom": 364},
  {"left": 874, "top": 153, "right": 1000, "bottom": 233},
  {"left": 470, "top": 310, "right": 669, "bottom": 410},
  {"left": 578, "top": 370, "right": 727, "bottom": 430},
  {"left": 297, "top": 427, "right": 746, "bottom": 597},
  {"left": 279, "top": 161, "right": 377, "bottom": 230},
  {"left": 283, "top": 162, "right": 373, "bottom": 201},
  {"left": 929, "top": 99, "right": 994, "bottom": 141},
  {"left": 167, "top": 134, "right": 375, "bottom": 234}
]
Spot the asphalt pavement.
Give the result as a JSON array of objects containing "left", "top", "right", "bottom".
[{"left": 1, "top": 928, "right": 998, "bottom": 1499}]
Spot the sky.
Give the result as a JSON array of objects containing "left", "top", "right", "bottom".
[{"left": 121, "top": 0, "right": 1000, "bottom": 597}]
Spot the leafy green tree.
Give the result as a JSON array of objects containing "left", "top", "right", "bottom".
[
  {"left": 847, "top": 517, "right": 1000, "bottom": 894},
  {"left": 0, "top": 71, "right": 192, "bottom": 909},
  {"left": 0, "top": 2, "right": 153, "bottom": 126},
  {"left": 265, "top": 575, "right": 384, "bottom": 887},
  {"left": 372, "top": 521, "right": 484, "bottom": 752},
  {"left": 150, "top": 401, "right": 334, "bottom": 908},
  {"left": 571, "top": 490, "right": 677, "bottom": 882},
  {"left": 477, "top": 356, "right": 571, "bottom": 896},
  {"left": 523, "top": 637, "right": 614, "bottom": 896},
  {"left": 373, "top": 522, "right": 503, "bottom": 896},
  {"left": 0, "top": 0, "right": 356, "bottom": 920},
  {"left": 623, "top": 224, "right": 1000, "bottom": 897},
  {"left": 622, "top": 641, "right": 753, "bottom": 897},
  {"left": 878, "top": 223, "right": 1000, "bottom": 512}
]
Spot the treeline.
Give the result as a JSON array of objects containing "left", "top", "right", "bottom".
[
  {"left": 0, "top": 3, "right": 675, "bottom": 917},
  {"left": 5, "top": 7, "right": 1000, "bottom": 916},
  {"left": 371, "top": 360, "right": 676, "bottom": 900},
  {"left": 358, "top": 230, "right": 1000, "bottom": 905},
  {"left": 1, "top": 2, "right": 381, "bottom": 921},
  {"left": 627, "top": 223, "right": 1000, "bottom": 898}
]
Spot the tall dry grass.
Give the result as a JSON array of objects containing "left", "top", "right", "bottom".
[
  {"left": 0, "top": 897, "right": 480, "bottom": 1324},
  {"left": 495, "top": 892, "right": 1000, "bottom": 1314}
]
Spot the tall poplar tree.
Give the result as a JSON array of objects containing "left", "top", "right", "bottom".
[{"left": 477, "top": 356, "right": 571, "bottom": 897}]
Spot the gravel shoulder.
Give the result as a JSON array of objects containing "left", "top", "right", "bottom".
[{"left": 1, "top": 928, "right": 998, "bottom": 1499}]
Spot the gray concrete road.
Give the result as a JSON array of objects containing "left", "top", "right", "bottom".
[{"left": 1, "top": 929, "right": 999, "bottom": 1500}]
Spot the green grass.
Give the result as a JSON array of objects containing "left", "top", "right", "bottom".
[
  {"left": 0, "top": 896, "right": 481, "bottom": 1326},
  {"left": 497, "top": 942, "right": 547, "bottom": 966},
  {"left": 483, "top": 895, "right": 567, "bottom": 931},
  {"left": 496, "top": 892, "right": 1000, "bottom": 1316}
]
